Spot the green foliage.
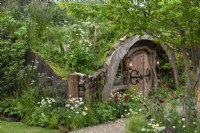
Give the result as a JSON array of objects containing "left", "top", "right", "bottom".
[
  {"left": 94, "top": 102, "right": 116, "bottom": 123},
  {"left": 66, "top": 44, "right": 95, "bottom": 73},
  {"left": 126, "top": 114, "right": 147, "bottom": 133},
  {"left": 0, "top": 10, "right": 27, "bottom": 93},
  {"left": 0, "top": 98, "right": 24, "bottom": 120}
]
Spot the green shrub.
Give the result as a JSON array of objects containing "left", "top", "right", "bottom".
[
  {"left": 126, "top": 114, "right": 147, "bottom": 133},
  {"left": 0, "top": 98, "right": 24, "bottom": 121},
  {"left": 94, "top": 102, "right": 116, "bottom": 123}
]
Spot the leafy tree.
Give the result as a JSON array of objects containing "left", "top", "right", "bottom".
[{"left": 112, "top": 0, "right": 200, "bottom": 124}]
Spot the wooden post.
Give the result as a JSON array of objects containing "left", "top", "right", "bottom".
[{"left": 67, "top": 74, "right": 79, "bottom": 98}]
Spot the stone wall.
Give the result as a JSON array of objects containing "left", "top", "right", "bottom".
[{"left": 67, "top": 68, "right": 106, "bottom": 99}]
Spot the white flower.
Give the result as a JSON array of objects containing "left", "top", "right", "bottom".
[
  {"left": 75, "top": 104, "right": 79, "bottom": 108},
  {"left": 82, "top": 111, "right": 87, "bottom": 116},
  {"left": 51, "top": 98, "right": 55, "bottom": 102},
  {"left": 84, "top": 107, "right": 88, "bottom": 111},
  {"left": 47, "top": 100, "right": 51, "bottom": 104},
  {"left": 155, "top": 123, "right": 159, "bottom": 127},
  {"left": 71, "top": 98, "right": 75, "bottom": 101},
  {"left": 121, "top": 115, "right": 124, "bottom": 118},
  {"left": 141, "top": 128, "right": 146, "bottom": 131},
  {"left": 79, "top": 102, "right": 84, "bottom": 105},
  {"left": 182, "top": 118, "right": 185, "bottom": 121},
  {"left": 173, "top": 126, "right": 176, "bottom": 129},
  {"left": 65, "top": 104, "right": 70, "bottom": 107},
  {"left": 183, "top": 125, "right": 186, "bottom": 128},
  {"left": 150, "top": 119, "right": 154, "bottom": 122},
  {"left": 127, "top": 113, "right": 130, "bottom": 116},
  {"left": 75, "top": 100, "right": 79, "bottom": 103},
  {"left": 79, "top": 97, "right": 83, "bottom": 101},
  {"left": 148, "top": 123, "right": 152, "bottom": 126},
  {"left": 41, "top": 113, "right": 45, "bottom": 117},
  {"left": 75, "top": 111, "right": 79, "bottom": 114},
  {"left": 139, "top": 109, "right": 142, "bottom": 112},
  {"left": 70, "top": 106, "right": 74, "bottom": 110},
  {"left": 68, "top": 115, "right": 71, "bottom": 118},
  {"left": 129, "top": 109, "right": 133, "bottom": 112},
  {"left": 193, "top": 122, "right": 196, "bottom": 125}
]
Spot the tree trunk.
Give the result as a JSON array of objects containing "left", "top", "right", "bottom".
[
  {"left": 161, "top": 45, "right": 180, "bottom": 89},
  {"left": 192, "top": 47, "right": 200, "bottom": 116},
  {"left": 180, "top": 30, "right": 191, "bottom": 98},
  {"left": 181, "top": 44, "right": 191, "bottom": 95},
  {"left": 196, "top": 62, "right": 200, "bottom": 112},
  {"left": 191, "top": 45, "right": 199, "bottom": 73},
  {"left": 180, "top": 30, "right": 192, "bottom": 127}
]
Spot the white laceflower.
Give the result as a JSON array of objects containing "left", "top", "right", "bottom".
[
  {"left": 70, "top": 106, "right": 74, "bottom": 110},
  {"left": 82, "top": 111, "right": 87, "bottom": 116},
  {"left": 141, "top": 128, "right": 146, "bottom": 131},
  {"left": 173, "top": 126, "right": 176, "bottom": 129},
  {"left": 51, "top": 98, "right": 56, "bottom": 102},
  {"left": 182, "top": 118, "right": 185, "bottom": 121},
  {"left": 75, "top": 111, "right": 79, "bottom": 114},
  {"left": 41, "top": 113, "right": 45, "bottom": 117},
  {"left": 193, "top": 122, "right": 196, "bottom": 125},
  {"left": 79, "top": 97, "right": 83, "bottom": 101},
  {"left": 65, "top": 104, "right": 70, "bottom": 107},
  {"left": 183, "top": 125, "right": 186, "bottom": 128},
  {"left": 79, "top": 102, "right": 84, "bottom": 105},
  {"left": 150, "top": 118, "right": 154, "bottom": 122},
  {"left": 47, "top": 100, "right": 51, "bottom": 104},
  {"left": 84, "top": 107, "right": 88, "bottom": 111}
]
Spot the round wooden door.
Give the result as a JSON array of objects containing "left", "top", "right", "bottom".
[{"left": 129, "top": 52, "right": 152, "bottom": 96}]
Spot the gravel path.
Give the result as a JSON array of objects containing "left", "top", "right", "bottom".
[{"left": 69, "top": 119, "right": 126, "bottom": 133}]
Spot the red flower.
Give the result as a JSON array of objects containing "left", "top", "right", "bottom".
[
  {"left": 114, "top": 91, "right": 119, "bottom": 103},
  {"left": 124, "top": 93, "right": 128, "bottom": 101}
]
